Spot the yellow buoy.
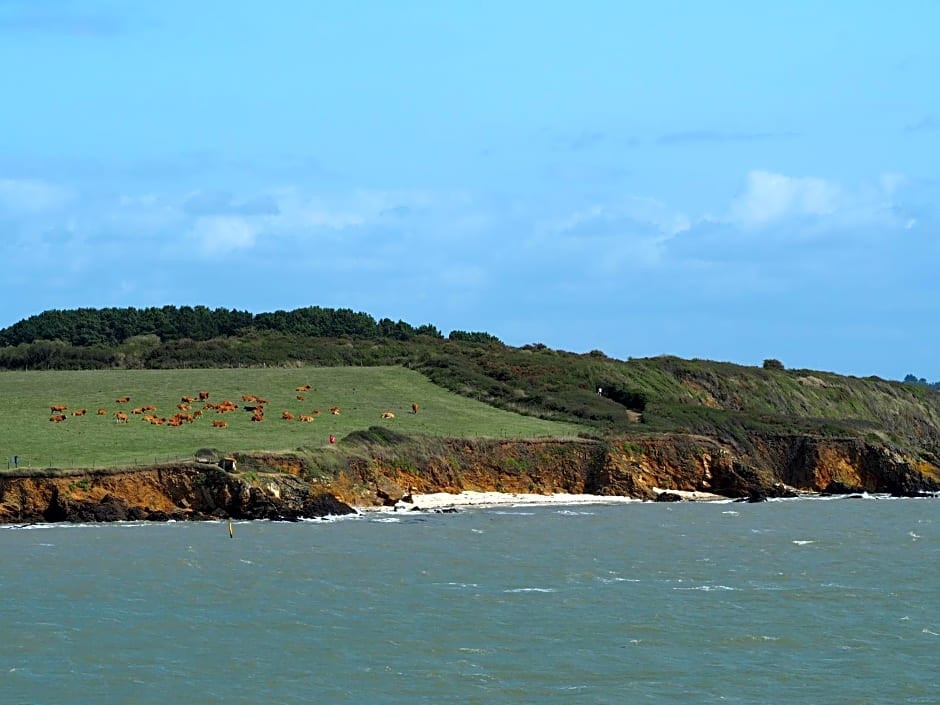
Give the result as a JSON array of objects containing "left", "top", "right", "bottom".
[{"left": 228, "top": 521, "right": 234, "bottom": 538}]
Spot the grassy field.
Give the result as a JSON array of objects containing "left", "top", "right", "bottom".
[{"left": 0, "top": 367, "right": 588, "bottom": 470}]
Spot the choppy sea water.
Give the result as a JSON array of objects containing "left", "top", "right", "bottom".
[{"left": 1, "top": 496, "right": 937, "bottom": 705}]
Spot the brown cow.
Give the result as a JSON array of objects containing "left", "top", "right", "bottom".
[
  {"left": 116, "top": 396, "right": 130, "bottom": 403},
  {"left": 251, "top": 411, "right": 264, "bottom": 422},
  {"left": 412, "top": 403, "right": 419, "bottom": 414},
  {"left": 282, "top": 411, "right": 295, "bottom": 421},
  {"left": 298, "top": 415, "right": 315, "bottom": 422},
  {"left": 97, "top": 408, "right": 107, "bottom": 415},
  {"left": 141, "top": 404, "right": 156, "bottom": 412},
  {"left": 49, "top": 414, "right": 67, "bottom": 422},
  {"left": 381, "top": 412, "right": 395, "bottom": 419},
  {"left": 181, "top": 395, "right": 197, "bottom": 403},
  {"left": 296, "top": 384, "right": 311, "bottom": 392},
  {"left": 50, "top": 404, "right": 67, "bottom": 413},
  {"left": 114, "top": 411, "right": 129, "bottom": 423},
  {"left": 212, "top": 420, "right": 228, "bottom": 428},
  {"left": 198, "top": 390, "right": 210, "bottom": 400},
  {"left": 132, "top": 407, "right": 144, "bottom": 415},
  {"left": 177, "top": 402, "right": 191, "bottom": 411},
  {"left": 72, "top": 409, "right": 87, "bottom": 416},
  {"left": 329, "top": 406, "right": 340, "bottom": 415},
  {"left": 296, "top": 395, "right": 305, "bottom": 401}
]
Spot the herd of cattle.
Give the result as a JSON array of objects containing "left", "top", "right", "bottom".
[{"left": 46, "top": 385, "right": 420, "bottom": 429}]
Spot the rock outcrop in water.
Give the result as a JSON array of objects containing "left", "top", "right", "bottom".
[{"left": 1, "top": 431, "right": 938, "bottom": 523}]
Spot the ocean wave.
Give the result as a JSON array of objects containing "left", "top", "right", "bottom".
[
  {"left": 503, "top": 587, "right": 556, "bottom": 593},
  {"left": 673, "top": 584, "right": 736, "bottom": 591}
]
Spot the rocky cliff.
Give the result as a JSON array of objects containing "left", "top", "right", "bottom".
[
  {"left": 3, "top": 431, "right": 935, "bottom": 524},
  {"left": 324, "top": 433, "right": 940, "bottom": 506},
  {"left": 0, "top": 464, "right": 354, "bottom": 524}
]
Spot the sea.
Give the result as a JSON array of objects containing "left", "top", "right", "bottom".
[{"left": 1, "top": 496, "right": 937, "bottom": 705}]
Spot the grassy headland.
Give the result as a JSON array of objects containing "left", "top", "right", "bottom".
[
  {"left": 0, "top": 367, "right": 585, "bottom": 470},
  {"left": 2, "top": 306, "right": 940, "bottom": 473}
]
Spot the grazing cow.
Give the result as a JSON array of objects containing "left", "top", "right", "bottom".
[
  {"left": 299, "top": 415, "right": 314, "bottom": 422},
  {"left": 181, "top": 395, "right": 197, "bottom": 403},
  {"left": 132, "top": 407, "right": 144, "bottom": 415},
  {"left": 193, "top": 409, "right": 203, "bottom": 418},
  {"left": 72, "top": 409, "right": 87, "bottom": 417},
  {"left": 296, "top": 395, "right": 305, "bottom": 401},
  {"left": 282, "top": 411, "right": 295, "bottom": 421},
  {"left": 49, "top": 414, "right": 67, "bottom": 422},
  {"left": 198, "top": 390, "right": 210, "bottom": 400},
  {"left": 212, "top": 420, "right": 228, "bottom": 428},
  {"left": 114, "top": 411, "right": 129, "bottom": 423},
  {"left": 312, "top": 409, "right": 321, "bottom": 415},
  {"left": 50, "top": 404, "right": 68, "bottom": 413},
  {"left": 177, "top": 402, "right": 191, "bottom": 411},
  {"left": 251, "top": 411, "right": 264, "bottom": 422},
  {"left": 116, "top": 396, "right": 130, "bottom": 404},
  {"left": 97, "top": 408, "right": 107, "bottom": 415},
  {"left": 296, "top": 384, "right": 311, "bottom": 392},
  {"left": 412, "top": 403, "right": 419, "bottom": 415},
  {"left": 329, "top": 406, "right": 340, "bottom": 415},
  {"left": 241, "top": 395, "right": 257, "bottom": 403},
  {"left": 381, "top": 412, "right": 395, "bottom": 419}
]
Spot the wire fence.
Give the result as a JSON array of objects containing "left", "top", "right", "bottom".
[{"left": 4, "top": 454, "right": 196, "bottom": 473}]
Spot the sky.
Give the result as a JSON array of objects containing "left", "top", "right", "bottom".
[{"left": 1, "top": 1, "right": 938, "bottom": 380}]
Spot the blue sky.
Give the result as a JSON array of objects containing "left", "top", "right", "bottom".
[{"left": 1, "top": 1, "right": 937, "bottom": 379}]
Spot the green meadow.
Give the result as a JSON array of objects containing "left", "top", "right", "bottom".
[{"left": 0, "top": 367, "right": 587, "bottom": 470}]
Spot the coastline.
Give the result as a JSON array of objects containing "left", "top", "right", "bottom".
[{"left": 358, "top": 487, "right": 730, "bottom": 513}]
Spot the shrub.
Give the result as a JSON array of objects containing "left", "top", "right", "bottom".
[{"left": 762, "top": 358, "right": 785, "bottom": 371}]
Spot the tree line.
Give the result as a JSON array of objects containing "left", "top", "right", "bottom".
[{"left": 0, "top": 306, "right": 502, "bottom": 348}]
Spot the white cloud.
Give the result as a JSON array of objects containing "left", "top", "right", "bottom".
[
  {"left": 0, "top": 178, "right": 72, "bottom": 213},
  {"left": 728, "top": 170, "right": 841, "bottom": 228},
  {"left": 188, "top": 216, "right": 259, "bottom": 255},
  {"left": 725, "top": 170, "right": 915, "bottom": 234},
  {"left": 536, "top": 196, "right": 691, "bottom": 274}
]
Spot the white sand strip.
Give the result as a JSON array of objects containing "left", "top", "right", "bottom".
[
  {"left": 404, "top": 491, "right": 644, "bottom": 511},
  {"left": 358, "top": 488, "right": 722, "bottom": 513}
]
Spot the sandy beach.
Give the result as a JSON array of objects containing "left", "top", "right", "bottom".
[{"left": 358, "top": 487, "right": 728, "bottom": 512}]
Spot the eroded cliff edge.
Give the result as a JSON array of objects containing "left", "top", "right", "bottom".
[{"left": 2, "top": 432, "right": 939, "bottom": 523}]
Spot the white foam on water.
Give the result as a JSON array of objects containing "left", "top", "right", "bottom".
[
  {"left": 556, "top": 509, "right": 596, "bottom": 516},
  {"left": 493, "top": 510, "right": 536, "bottom": 516},
  {"left": 597, "top": 576, "right": 639, "bottom": 583},
  {"left": 504, "top": 587, "right": 556, "bottom": 593},
  {"left": 792, "top": 540, "right": 815, "bottom": 545}
]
